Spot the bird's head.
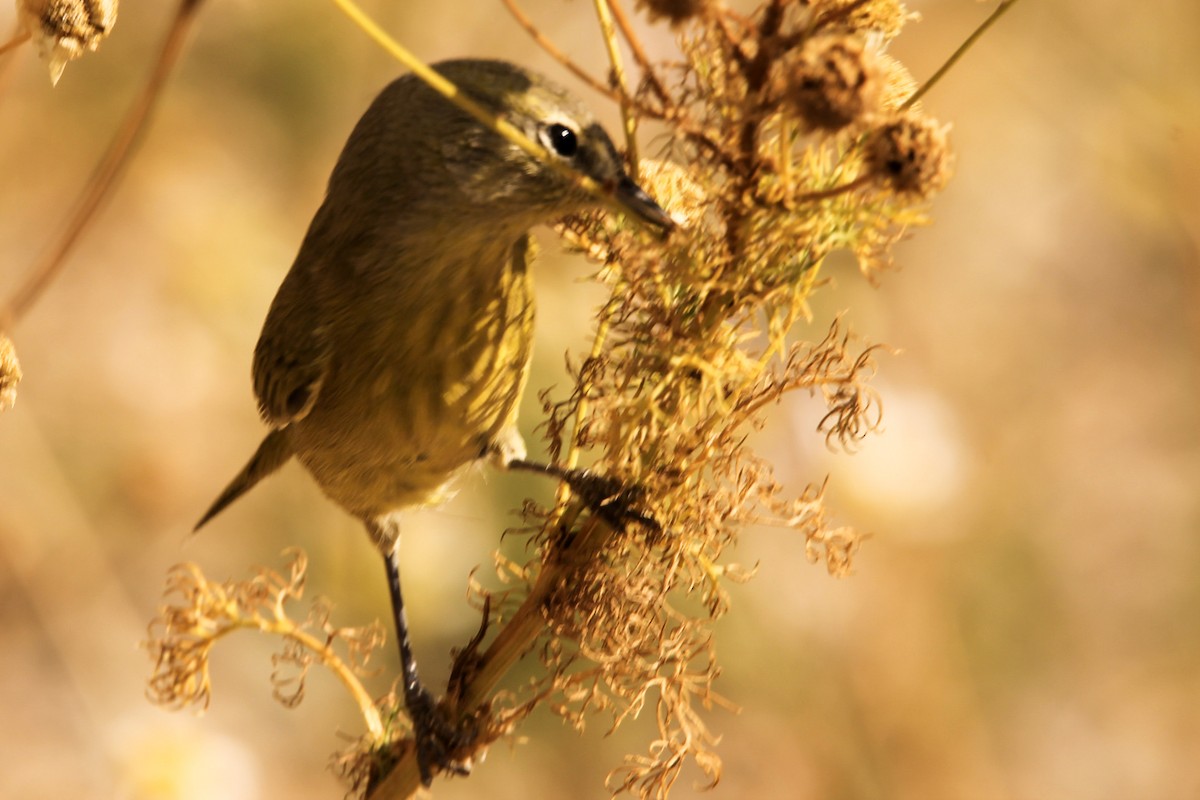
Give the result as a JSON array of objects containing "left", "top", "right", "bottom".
[{"left": 359, "top": 59, "right": 675, "bottom": 233}]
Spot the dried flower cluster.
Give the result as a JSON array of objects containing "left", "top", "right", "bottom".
[
  {"left": 432, "top": 0, "right": 952, "bottom": 795},
  {"left": 15, "top": 0, "right": 118, "bottom": 84},
  {"left": 0, "top": 334, "right": 21, "bottom": 412},
  {"left": 145, "top": 550, "right": 388, "bottom": 732},
  {"left": 865, "top": 112, "right": 953, "bottom": 197},
  {"left": 145, "top": 0, "right": 961, "bottom": 797},
  {"left": 784, "top": 34, "right": 883, "bottom": 131}
]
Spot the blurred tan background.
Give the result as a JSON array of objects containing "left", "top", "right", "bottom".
[{"left": 1, "top": 1, "right": 1197, "bottom": 798}]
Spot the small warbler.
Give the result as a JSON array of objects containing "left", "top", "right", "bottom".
[{"left": 195, "top": 59, "right": 672, "bottom": 783}]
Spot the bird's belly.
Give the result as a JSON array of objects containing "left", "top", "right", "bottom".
[{"left": 294, "top": 259, "right": 535, "bottom": 517}]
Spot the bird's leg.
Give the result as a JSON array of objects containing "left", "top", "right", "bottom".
[
  {"left": 367, "top": 520, "right": 469, "bottom": 786},
  {"left": 505, "top": 458, "right": 660, "bottom": 532}
]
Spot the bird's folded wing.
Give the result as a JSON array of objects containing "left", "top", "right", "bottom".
[{"left": 252, "top": 269, "right": 332, "bottom": 429}]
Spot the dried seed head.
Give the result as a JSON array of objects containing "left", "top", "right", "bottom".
[
  {"left": 864, "top": 113, "right": 953, "bottom": 199},
  {"left": 0, "top": 334, "right": 21, "bottom": 412},
  {"left": 875, "top": 51, "right": 920, "bottom": 111},
  {"left": 16, "top": 0, "right": 118, "bottom": 85},
  {"left": 842, "top": 0, "right": 915, "bottom": 43},
  {"left": 638, "top": 159, "right": 707, "bottom": 229},
  {"left": 637, "top": 0, "right": 711, "bottom": 25},
  {"left": 785, "top": 35, "right": 883, "bottom": 131}
]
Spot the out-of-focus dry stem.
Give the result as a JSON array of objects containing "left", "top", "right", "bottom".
[
  {"left": 606, "top": 0, "right": 670, "bottom": 105},
  {"left": 713, "top": 11, "right": 752, "bottom": 72},
  {"left": 593, "top": 0, "right": 640, "bottom": 172},
  {"left": 201, "top": 614, "right": 385, "bottom": 739},
  {"left": 793, "top": 173, "right": 873, "bottom": 203},
  {"left": 0, "top": 0, "right": 204, "bottom": 331},
  {"left": 779, "top": 115, "right": 794, "bottom": 200},
  {"left": 499, "top": 0, "right": 618, "bottom": 102},
  {"left": 0, "top": 29, "right": 31, "bottom": 57},
  {"left": 564, "top": 289, "right": 622, "bottom": 473},
  {"left": 273, "top": 621, "right": 385, "bottom": 738},
  {"left": 903, "top": 0, "right": 1024, "bottom": 110},
  {"left": 367, "top": 518, "right": 613, "bottom": 800}
]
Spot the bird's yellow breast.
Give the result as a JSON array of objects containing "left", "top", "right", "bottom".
[{"left": 290, "top": 234, "right": 536, "bottom": 517}]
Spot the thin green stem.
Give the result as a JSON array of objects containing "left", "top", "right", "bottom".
[
  {"left": 903, "top": 0, "right": 1023, "bottom": 110},
  {"left": 499, "top": 0, "right": 617, "bottom": 101},
  {"left": 592, "top": 0, "right": 640, "bottom": 175},
  {"left": 607, "top": 0, "right": 671, "bottom": 105}
]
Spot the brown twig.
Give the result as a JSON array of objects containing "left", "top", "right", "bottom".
[
  {"left": 606, "top": 0, "right": 671, "bottom": 106},
  {"left": 499, "top": 0, "right": 618, "bottom": 102},
  {"left": 712, "top": 9, "right": 754, "bottom": 73},
  {"left": 903, "top": 0, "right": 1024, "bottom": 110},
  {"left": 0, "top": 29, "right": 31, "bottom": 58},
  {"left": 593, "top": 0, "right": 640, "bottom": 168},
  {"left": 0, "top": 0, "right": 205, "bottom": 331},
  {"left": 365, "top": 515, "right": 613, "bottom": 800},
  {"left": 792, "top": 173, "right": 874, "bottom": 203}
]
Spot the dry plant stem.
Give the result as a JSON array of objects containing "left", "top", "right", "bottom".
[
  {"left": 364, "top": 608, "right": 553, "bottom": 799},
  {"left": 148, "top": 557, "right": 387, "bottom": 740},
  {"left": 568, "top": 293, "right": 619, "bottom": 466},
  {"left": 367, "top": 519, "right": 612, "bottom": 800},
  {"left": 779, "top": 115, "right": 794, "bottom": 198},
  {"left": 0, "top": 29, "right": 31, "bottom": 57},
  {"left": 793, "top": 173, "right": 873, "bottom": 203},
  {"left": 592, "top": 0, "right": 639, "bottom": 172},
  {"left": 0, "top": 38, "right": 22, "bottom": 95},
  {"left": 605, "top": 0, "right": 670, "bottom": 105},
  {"left": 0, "top": 0, "right": 204, "bottom": 331},
  {"left": 903, "top": 0, "right": 1024, "bottom": 110},
  {"left": 256, "top": 615, "right": 385, "bottom": 739},
  {"left": 499, "top": 0, "right": 617, "bottom": 101},
  {"left": 546, "top": 286, "right": 626, "bottom": 518},
  {"left": 713, "top": 7, "right": 753, "bottom": 73},
  {"left": 721, "top": 0, "right": 790, "bottom": 262}
]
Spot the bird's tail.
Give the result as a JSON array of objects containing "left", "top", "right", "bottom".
[{"left": 194, "top": 428, "right": 294, "bottom": 531}]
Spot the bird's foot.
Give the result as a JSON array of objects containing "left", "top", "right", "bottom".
[
  {"left": 507, "top": 459, "right": 660, "bottom": 532},
  {"left": 560, "top": 467, "right": 660, "bottom": 532},
  {"left": 405, "top": 683, "right": 473, "bottom": 786}
]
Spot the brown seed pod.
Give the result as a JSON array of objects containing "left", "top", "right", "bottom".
[
  {"left": 17, "top": 0, "right": 119, "bottom": 84},
  {"left": 636, "top": 0, "right": 711, "bottom": 25},
  {"left": 842, "top": 0, "right": 914, "bottom": 42},
  {"left": 864, "top": 112, "right": 953, "bottom": 199},
  {"left": 785, "top": 35, "right": 883, "bottom": 132}
]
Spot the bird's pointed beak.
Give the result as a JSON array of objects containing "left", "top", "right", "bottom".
[{"left": 611, "top": 174, "right": 677, "bottom": 231}]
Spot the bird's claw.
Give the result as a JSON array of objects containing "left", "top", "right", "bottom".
[
  {"left": 559, "top": 467, "right": 661, "bottom": 532},
  {"left": 406, "top": 685, "right": 473, "bottom": 786}
]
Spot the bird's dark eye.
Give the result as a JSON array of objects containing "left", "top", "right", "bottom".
[{"left": 546, "top": 123, "right": 578, "bottom": 157}]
